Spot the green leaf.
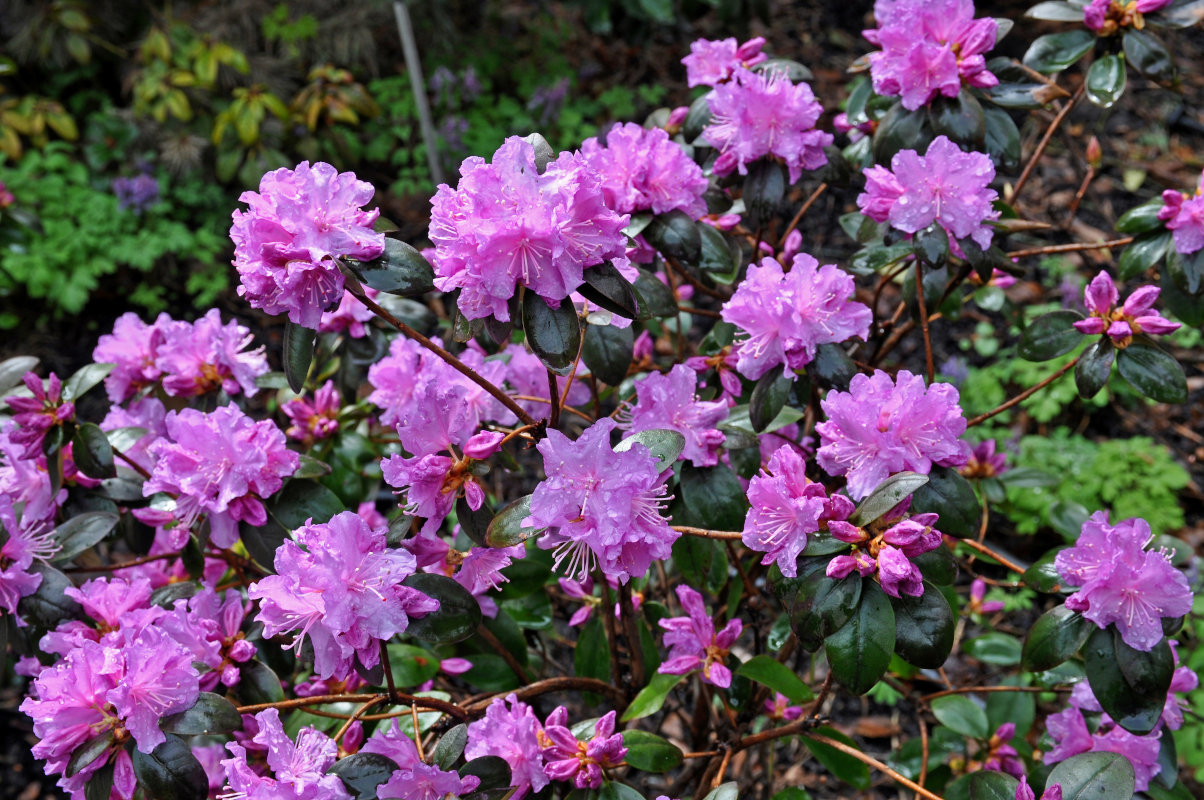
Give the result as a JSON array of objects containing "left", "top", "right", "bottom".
[
  {"left": 267, "top": 480, "right": 344, "bottom": 530},
  {"left": 160, "top": 692, "right": 242, "bottom": 735},
  {"left": 347, "top": 239, "right": 435, "bottom": 296},
  {"left": 1074, "top": 339, "right": 1114, "bottom": 398},
  {"left": 931, "top": 695, "right": 990, "bottom": 739},
  {"left": 1046, "top": 752, "right": 1136, "bottom": 800},
  {"left": 983, "top": 106, "right": 1021, "bottom": 171},
  {"left": 1018, "top": 310, "right": 1085, "bottom": 361},
  {"left": 1123, "top": 29, "right": 1175, "bottom": 82},
  {"left": 387, "top": 643, "right": 442, "bottom": 687},
  {"left": 700, "top": 783, "right": 739, "bottom": 800},
  {"left": 643, "top": 210, "right": 701, "bottom": 264},
  {"left": 1023, "top": 30, "right": 1094, "bottom": 73},
  {"left": 581, "top": 323, "right": 633, "bottom": 386},
  {"left": 775, "top": 558, "right": 863, "bottom": 651},
  {"left": 677, "top": 463, "right": 747, "bottom": 531},
  {"left": 964, "top": 632, "right": 1022, "bottom": 665},
  {"left": 964, "top": 771, "right": 1020, "bottom": 800},
  {"left": 615, "top": 429, "right": 686, "bottom": 473},
  {"left": 632, "top": 268, "right": 679, "bottom": 318},
  {"left": 825, "top": 580, "right": 895, "bottom": 696},
  {"left": 1118, "top": 231, "right": 1171, "bottom": 279},
  {"left": 1084, "top": 627, "right": 1173, "bottom": 735},
  {"left": 67, "top": 731, "right": 114, "bottom": 777},
  {"left": 1168, "top": 246, "right": 1204, "bottom": 294},
  {"left": 0, "top": 355, "right": 39, "bottom": 394},
  {"left": 329, "top": 752, "right": 400, "bottom": 800},
  {"left": 697, "top": 222, "right": 737, "bottom": 275},
  {"left": 1024, "top": 548, "right": 1067, "bottom": 593},
  {"left": 802, "top": 727, "right": 871, "bottom": 790},
  {"left": 579, "top": 262, "right": 639, "bottom": 320},
  {"left": 131, "top": 734, "right": 208, "bottom": 800},
  {"left": 890, "top": 584, "right": 955, "bottom": 669},
  {"left": 85, "top": 761, "right": 115, "bottom": 800},
  {"left": 1116, "top": 341, "right": 1187, "bottom": 403},
  {"left": 523, "top": 294, "right": 581, "bottom": 376},
  {"left": 752, "top": 58, "right": 813, "bottom": 81},
  {"left": 1086, "top": 54, "right": 1126, "bottom": 108},
  {"left": 744, "top": 160, "right": 787, "bottom": 229},
  {"left": 750, "top": 372, "right": 793, "bottom": 433},
  {"left": 809, "top": 343, "right": 858, "bottom": 391},
  {"left": 620, "top": 730, "right": 683, "bottom": 772},
  {"left": 50, "top": 511, "right": 118, "bottom": 564},
  {"left": 849, "top": 241, "right": 916, "bottom": 276},
  {"left": 1023, "top": 606, "right": 1093, "bottom": 672},
  {"left": 575, "top": 616, "right": 611, "bottom": 683},
  {"left": 17, "top": 563, "right": 82, "bottom": 632},
  {"left": 71, "top": 422, "right": 116, "bottom": 479},
  {"left": 294, "top": 453, "right": 332, "bottom": 479},
  {"left": 597, "top": 782, "right": 645, "bottom": 800},
  {"left": 682, "top": 94, "right": 712, "bottom": 143},
  {"left": 485, "top": 494, "right": 538, "bottom": 548},
  {"left": 912, "top": 544, "right": 957, "bottom": 586},
  {"left": 909, "top": 468, "right": 979, "bottom": 538},
  {"left": 402, "top": 573, "right": 482, "bottom": 643},
  {"left": 1025, "top": 1, "right": 1090, "bottom": 22},
  {"left": 929, "top": 89, "right": 985, "bottom": 147},
  {"left": 433, "top": 724, "right": 468, "bottom": 770},
  {"left": 238, "top": 660, "right": 285, "bottom": 705},
  {"left": 456, "top": 495, "right": 493, "bottom": 548},
  {"left": 240, "top": 517, "right": 289, "bottom": 572},
  {"left": 621, "top": 672, "right": 684, "bottom": 721},
  {"left": 283, "top": 320, "right": 316, "bottom": 393},
  {"left": 735, "top": 655, "right": 814, "bottom": 704},
  {"left": 850, "top": 472, "right": 930, "bottom": 526},
  {"left": 1115, "top": 197, "right": 1168, "bottom": 235},
  {"left": 872, "top": 101, "right": 930, "bottom": 164},
  {"left": 64, "top": 363, "right": 114, "bottom": 402}
]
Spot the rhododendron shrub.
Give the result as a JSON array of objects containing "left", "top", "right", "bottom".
[{"left": 3, "top": 7, "right": 1204, "bottom": 800}]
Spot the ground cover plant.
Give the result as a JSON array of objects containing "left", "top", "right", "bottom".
[{"left": 2, "top": 2, "right": 1204, "bottom": 800}]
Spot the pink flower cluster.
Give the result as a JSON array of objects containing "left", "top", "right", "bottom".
[
  {"left": 428, "top": 136, "right": 629, "bottom": 322},
  {"left": 92, "top": 310, "right": 268, "bottom": 403},
  {"left": 282, "top": 380, "right": 341, "bottom": 446},
  {"left": 0, "top": 495, "right": 59, "bottom": 622},
  {"left": 4, "top": 371, "right": 74, "bottom": 459},
  {"left": 682, "top": 36, "right": 767, "bottom": 88},
  {"left": 659, "top": 585, "right": 743, "bottom": 687},
  {"left": 361, "top": 718, "right": 480, "bottom": 799},
  {"left": 816, "top": 370, "right": 971, "bottom": 500},
  {"left": 858, "top": 135, "right": 1000, "bottom": 250},
  {"left": 620, "top": 364, "right": 728, "bottom": 467},
  {"left": 1072, "top": 271, "right": 1179, "bottom": 345},
  {"left": 826, "top": 509, "right": 944, "bottom": 598},
  {"left": 230, "top": 161, "right": 385, "bottom": 328},
  {"left": 864, "top": 0, "right": 999, "bottom": 111},
  {"left": 1084, "top": 0, "right": 1172, "bottom": 34},
  {"left": 1056, "top": 511, "right": 1192, "bottom": 652},
  {"left": 222, "top": 708, "right": 352, "bottom": 800},
  {"left": 703, "top": 67, "right": 832, "bottom": 184},
  {"left": 581, "top": 122, "right": 709, "bottom": 218},
  {"left": 1159, "top": 174, "right": 1204, "bottom": 255},
  {"left": 721, "top": 253, "right": 872, "bottom": 381}
]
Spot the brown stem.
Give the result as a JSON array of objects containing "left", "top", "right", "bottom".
[
  {"left": 476, "top": 623, "right": 533, "bottom": 685},
  {"left": 335, "top": 696, "right": 386, "bottom": 746},
  {"left": 546, "top": 369, "right": 562, "bottom": 430},
  {"left": 781, "top": 182, "right": 828, "bottom": 243},
  {"left": 913, "top": 262, "right": 935, "bottom": 384},
  {"left": 957, "top": 538, "right": 1026, "bottom": 575},
  {"left": 1011, "top": 84, "right": 1084, "bottom": 200},
  {"left": 462, "top": 677, "right": 628, "bottom": 713},
  {"left": 618, "top": 582, "right": 646, "bottom": 689},
  {"left": 917, "top": 713, "right": 930, "bottom": 800},
  {"left": 343, "top": 276, "right": 538, "bottom": 427},
  {"left": 235, "top": 692, "right": 469, "bottom": 722},
  {"left": 664, "top": 256, "right": 730, "bottom": 301},
  {"left": 678, "top": 305, "right": 723, "bottom": 319},
  {"left": 671, "top": 525, "right": 743, "bottom": 541},
  {"left": 1006, "top": 237, "right": 1132, "bottom": 260},
  {"left": 64, "top": 551, "right": 179, "bottom": 573},
  {"left": 801, "top": 732, "right": 948, "bottom": 800},
  {"left": 511, "top": 395, "right": 593, "bottom": 423},
  {"left": 597, "top": 570, "right": 623, "bottom": 690},
  {"left": 380, "top": 641, "right": 399, "bottom": 703},
  {"left": 966, "top": 356, "right": 1079, "bottom": 427},
  {"left": 113, "top": 447, "right": 152, "bottom": 479},
  {"left": 1065, "top": 165, "right": 1096, "bottom": 228}
]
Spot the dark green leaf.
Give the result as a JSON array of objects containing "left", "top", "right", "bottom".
[
  {"left": 909, "top": 468, "right": 979, "bottom": 538},
  {"left": 964, "top": 632, "right": 1022, "bottom": 665},
  {"left": 872, "top": 101, "right": 931, "bottom": 164},
  {"left": 238, "top": 660, "right": 285, "bottom": 705},
  {"left": 267, "top": 480, "right": 345, "bottom": 530},
  {"left": 240, "top": 517, "right": 289, "bottom": 572},
  {"left": 64, "top": 363, "right": 114, "bottom": 402},
  {"left": 643, "top": 210, "right": 701, "bottom": 264},
  {"left": 775, "top": 558, "right": 863, "bottom": 651},
  {"left": 677, "top": 463, "right": 747, "bottom": 531},
  {"left": 986, "top": 683, "right": 1035, "bottom": 739},
  {"left": 71, "top": 422, "right": 116, "bottom": 480},
  {"left": 1123, "top": 29, "right": 1175, "bottom": 82},
  {"left": 735, "top": 655, "right": 814, "bottom": 704},
  {"left": 150, "top": 582, "right": 201, "bottom": 608},
  {"left": 387, "top": 643, "right": 441, "bottom": 687},
  {"left": 160, "top": 692, "right": 242, "bottom": 735},
  {"left": 597, "top": 782, "right": 645, "bottom": 800},
  {"left": 1023, "top": 30, "right": 1094, "bottom": 73},
  {"left": 456, "top": 495, "right": 493, "bottom": 549},
  {"left": 1085, "top": 54, "right": 1126, "bottom": 108},
  {"left": 1046, "top": 752, "right": 1136, "bottom": 800},
  {"left": 329, "top": 752, "right": 400, "bottom": 800},
  {"left": 848, "top": 241, "right": 915, "bottom": 276},
  {"left": 581, "top": 323, "right": 633, "bottom": 386},
  {"left": 1116, "top": 341, "right": 1187, "bottom": 403},
  {"left": 1168, "top": 247, "right": 1204, "bottom": 294},
  {"left": 16, "top": 563, "right": 82, "bottom": 632},
  {"left": 347, "top": 239, "right": 434, "bottom": 296},
  {"left": 85, "top": 761, "right": 115, "bottom": 800},
  {"left": 1074, "top": 339, "right": 1114, "bottom": 398},
  {"left": 891, "top": 584, "right": 955, "bottom": 669},
  {"left": 803, "top": 727, "right": 871, "bottom": 790},
  {"left": 825, "top": 581, "right": 895, "bottom": 695},
  {"left": 744, "top": 161, "right": 787, "bottom": 229},
  {"left": 401, "top": 573, "right": 482, "bottom": 643},
  {"left": 809, "top": 343, "right": 858, "bottom": 391},
  {"left": 131, "top": 734, "right": 208, "bottom": 800},
  {"left": 283, "top": 320, "right": 316, "bottom": 394},
  {"left": 579, "top": 262, "right": 639, "bottom": 320},
  {"left": 67, "top": 732, "right": 114, "bottom": 777},
  {"left": 851, "top": 472, "right": 929, "bottom": 526},
  {"left": 485, "top": 494, "right": 538, "bottom": 548},
  {"left": 682, "top": 94, "right": 712, "bottom": 143},
  {"left": 1018, "top": 310, "right": 1085, "bottom": 361},
  {"left": 700, "top": 782, "right": 739, "bottom": 800},
  {"left": 697, "top": 222, "right": 737, "bottom": 275},
  {"left": 1025, "top": 1, "right": 1088, "bottom": 21},
  {"left": 615, "top": 429, "right": 686, "bottom": 473},
  {"left": 1116, "top": 198, "right": 1169, "bottom": 235},
  {"left": 459, "top": 755, "right": 511, "bottom": 788},
  {"left": 99, "top": 468, "right": 145, "bottom": 502},
  {"left": 1084, "top": 627, "right": 1173, "bottom": 735},
  {"left": 1023, "top": 606, "right": 1093, "bottom": 671},
  {"left": 632, "top": 268, "right": 679, "bottom": 319},
  {"left": 912, "top": 544, "right": 957, "bottom": 586},
  {"left": 433, "top": 724, "right": 468, "bottom": 770},
  {"left": 1048, "top": 501, "right": 1090, "bottom": 541},
  {"left": 929, "top": 89, "right": 985, "bottom": 147},
  {"left": 621, "top": 672, "right": 683, "bottom": 721},
  {"left": 965, "top": 771, "right": 1019, "bottom": 800},
  {"left": 931, "top": 695, "right": 989, "bottom": 739},
  {"left": 523, "top": 294, "right": 581, "bottom": 375},
  {"left": 293, "top": 454, "right": 331, "bottom": 479},
  {"left": 1118, "top": 231, "right": 1171, "bottom": 280},
  {"left": 50, "top": 511, "right": 118, "bottom": 564},
  {"left": 750, "top": 372, "right": 792, "bottom": 433},
  {"left": 983, "top": 107, "right": 1021, "bottom": 171},
  {"left": 752, "top": 58, "right": 813, "bottom": 81},
  {"left": 620, "top": 730, "right": 683, "bottom": 772},
  {"left": 0, "top": 355, "right": 38, "bottom": 394},
  {"left": 575, "top": 616, "right": 611, "bottom": 683}
]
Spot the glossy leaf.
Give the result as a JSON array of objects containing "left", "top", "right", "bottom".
[
  {"left": 809, "top": 342, "right": 858, "bottom": 391},
  {"left": 735, "top": 655, "right": 814, "bottom": 704},
  {"left": 744, "top": 160, "right": 787, "bottom": 229},
  {"left": 160, "top": 692, "right": 242, "bottom": 735},
  {"left": 621, "top": 672, "right": 684, "bottom": 721},
  {"left": 697, "top": 221, "right": 737, "bottom": 275},
  {"left": 485, "top": 494, "right": 539, "bottom": 548},
  {"left": 615, "top": 429, "right": 686, "bottom": 473},
  {"left": 131, "top": 734, "right": 208, "bottom": 800},
  {"left": 17, "top": 563, "right": 83, "bottom": 632},
  {"left": 1116, "top": 341, "right": 1187, "bottom": 403},
  {"left": 71, "top": 422, "right": 116, "bottom": 479},
  {"left": 1025, "top": 1, "right": 1089, "bottom": 21},
  {"left": 347, "top": 239, "right": 435, "bottom": 296},
  {"left": 620, "top": 730, "right": 683, "bottom": 772},
  {"left": 1084, "top": 627, "right": 1173, "bottom": 735},
  {"left": 1023, "top": 30, "right": 1094, "bottom": 73},
  {"left": 267, "top": 480, "right": 344, "bottom": 530},
  {"left": 1123, "top": 29, "right": 1175, "bottom": 82},
  {"left": 523, "top": 294, "right": 581, "bottom": 375},
  {"left": 67, "top": 732, "right": 114, "bottom": 777},
  {"left": 983, "top": 106, "right": 1021, "bottom": 171},
  {"left": 1023, "top": 605, "right": 1093, "bottom": 672},
  {"left": 931, "top": 694, "right": 989, "bottom": 739},
  {"left": 964, "top": 632, "right": 1022, "bottom": 665},
  {"left": 643, "top": 210, "right": 701, "bottom": 264},
  {"left": 632, "top": 268, "right": 679, "bottom": 318},
  {"left": 1118, "top": 231, "right": 1171, "bottom": 279},
  {"left": 1115, "top": 197, "right": 1169, "bottom": 234},
  {"left": 1046, "top": 752, "right": 1136, "bottom": 800},
  {"left": 803, "top": 727, "right": 871, "bottom": 790},
  {"left": 872, "top": 101, "right": 930, "bottom": 164},
  {"left": 825, "top": 581, "right": 895, "bottom": 696},
  {"left": 50, "top": 511, "right": 119, "bottom": 564},
  {"left": 776, "top": 559, "right": 863, "bottom": 651},
  {"left": 283, "top": 320, "right": 316, "bottom": 394},
  {"left": 0, "top": 355, "right": 38, "bottom": 394},
  {"left": 581, "top": 322, "right": 634, "bottom": 386},
  {"left": 850, "top": 472, "right": 929, "bottom": 526},
  {"left": 890, "top": 584, "right": 955, "bottom": 668},
  {"left": 64, "top": 363, "right": 114, "bottom": 402},
  {"left": 402, "top": 573, "right": 482, "bottom": 643},
  {"left": 238, "top": 660, "right": 285, "bottom": 705},
  {"left": 929, "top": 89, "right": 985, "bottom": 147},
  {"left": 329, "top": 752, "right": 400, "bottom": 800},
  {"left": 700, "top": 783, "right": 739, "bottom": 800},
  {"left": 909, "top": 468, "right": 979, "bottom": 538},
  {"left": 433, "top": 724, "right": 468, "bottom": 770},
  {"left": 579, "top": 262, "right": 639, "bottom": 320},
  {"left": 1018, "top": 310, "right": 1085, "bottom": 361},
  {"left": 749, "top": 371, "right": 792, "bottom": 433},
  {"left": 1085, "top": 54, "right": 1126, "bottom": 108},
  {"left": 677, "top": 463, "right": 748, "bottom": 531}
]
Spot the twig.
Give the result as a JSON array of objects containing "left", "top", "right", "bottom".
[
  {"left": 64, "top": 551, "right": 179, "bottom": 573},
  {"left": 957, "top": 538, "right": 1027, "bottom": 575},
  {"left": 664, "top": 256, "right": 730, "bottom": 300},
  {"left": 1006, "top": 238, "right": 1132, "bottom": 260},
  {"left": 678, "top": 305, "right": 723, "bottom": 319},
  {"left": 966, "top": 356, "right": 1079, "bottom": 427},
  {"left": 236, "top": 692, "right": 470, "bottom": 722},
  {"left": 511, "top": 395, "right": 593, "bottom": 422},
  {"left": 917, "top": 714, "right": 930, "bottom": 800},
  {"left": 801, "top": 732, "right": 948, "bottom": 800},
  {"left": 1011, "top": 84, "right": 1085, "bottom": 200},
  {"left": 546, "top": 369, "right": 562, "bottom": 430},
  {"left": 671, "top": 525, "right": 743, "bottom": 541},
  {"left": 113, "top": 447, "right": 152, "bottom": 479},
  {"left": 335, "top": 696, "right": 386, "bottom": 746},
  {"left": 781, "top": 182, "right": 828, "bottom": 243},
  {"left": 618, "top": 582, "right": 646, "bottom": 689},
  {"left": 461, "top": 677, "right": 628, "bottom": 713},
  {"left": 913, "top": 262, "right": 936, "bottom": 383},
  {"left": 476, "top": 622, "right": 533, "bottom": 685}
]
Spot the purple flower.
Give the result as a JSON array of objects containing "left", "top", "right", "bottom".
[
  {"left": 155, "top": 309, "right": 269, "bottom": 398},
  {"left": 465, "top": 693, "right": 550, "bottom": 799},
  {"left": 1158, "top": 182, "right": 1204, "bottom": 255},
  {"left": 721, "top": 253, "right": 872, "bottom": 380},
  {"left": 1056, "top": 511, "right": 1191, "bottom": 651},
  {"left": 526, "top": 418, "right": 677, "bottom": 584},
  {"left": 540, "top": 710, "right": 626, "bottom": 789},
  {"left": 249, "top": 511, "right": 437, "bottom": 680},
  {"left": 982, "top": 722, "right": 1025, "bottom": 779},
  {"left": 113, "top": 173, "right": 160, "bottom": 213},
  {"left": 741, "top": 446, "right": 828, "bottom": 577},
  {"left": 858, "top": 135, "right": 999, "bottom": 249},
  {"left": 364, "top": 719, "right": 481, "bottom": 800},
  {"left": 143, "top": 406, "right": 298, "bottom": 548},
  {"left": 1071, "top": 271, "right": 1180, "bottom": 345},
  {"left": 93, "top": 312, "right": 170, "bottom": 403},
  {"left": 620, "top": 364, "right": 727, "bottom": 467},
  {"left": 1043, "top": 705, "right": 1162, "bottom": 791},
  {"left": 501, "top": 343, "right": 590, "bottom": 420},
  {"left": 4, "top": 372, "right": 74, "bottom": 459},
  {"left": 231, "top": 161, "right": 385, "bottom": 329},
  {"left": 0, "top": 496, "right": 58, "bottom": 623},
  {"left": 1016, "top": 776, "right": 1062, "bottom": 800},
  {"left": 319, "top": 286, "right": 379, "bottom": 338},
  {"left": 221, "top": 708, "right": 351, "bottom": 800},
  {"left": 865, "top": 0, "right": 999, "bottom": 111},
  {"left": 658, "top": 585, "right": 743, "bottom": 687},
  {"left": 105, "top": 624, "right": 201, "bottom": 752},
  {"left": 816, "top": 370, "right": 971, "bottom": 500},
  {"left": 369, "top": 336, "right": 509, "bottom": 431},
  {"left": 682, "top": 37, "right": 767, "bottom": 87},
  {"left": 1085, "top": 0, "right": 1172, "bottom": 35},
  {"left": 967, "top": 577, "right": 1005, "bottom": 615},
  {"left": 0, "top": 422, "right": 66, "bottom": 525},
  {"left": 704, "top": 67, "right": 832, "bottom": 184},
  {"left": 283, "top": 380, "right": 341, "bottom": 446},
  {"left": 580, "top": 122, "right": 708, "bottom": 218},
  {"left": 765, "top": 693, "right": 804, "bottom": 721},
  {"left": 960, "top": 439, "right": 1009, "bottom": 480},
  {"left": 160, "top": 588, "right": 255, "bottom": 690},
  {"left": 826, "top": 513, "right": 942, "bottom": 597},
  {"left": 429, "top": 136, "right": 629, "bottom": 322}
]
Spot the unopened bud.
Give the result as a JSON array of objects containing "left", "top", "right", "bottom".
[{"left": 1086, "top": 135, "right": 1102, "bottom": 169}]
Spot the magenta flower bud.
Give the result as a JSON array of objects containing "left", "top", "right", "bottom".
[
  {"left": 463, "top": 430, "right": 505, "bottom": 459},
  {"left": 828, "top": 520, "right": 867, "bottom": 544},
  {"left": 441, "top": 657, "right": 473, "bottom": 675},
  {"left": 666, "top": 105, "right": 689, "bottom": 128},
  {"left": 343, "top": 721, "right": 365, "bottom": 754},
  {"left": 877, "top": 545, "right": 924, "bottom": 598},
  {"left": 228, "top": 639, "right": 257, "bottom": 663}
]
